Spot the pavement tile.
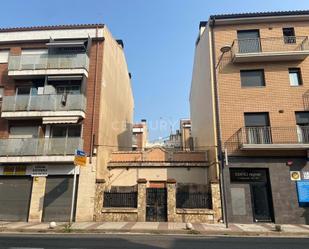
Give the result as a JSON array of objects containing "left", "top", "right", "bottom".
[
  {"left": 202, "top": 223, "right": 233, "bottom": 231},
  {"left": 97, "top": 222, "right": 128, "bottom": 230},
  {"left": 234, "top": 224, "right": 269, "bottom": 232},
  {"left": 121, "top": 222, "right": 136, "bottom": 230},
  {"left": 192, "top": 223, "right": 205, "bottom": 231},
  {"left": 5, "top": 222, "right": 28, "bottom": 229},
  {"left": 22, "top": 223, "right": 50, "bottom": 229},
  {"left": 158, "top": 222, "right": 169, "bottom": 231},
  {"left": 168, "top": 222, "right": 186, "bottom": 230},
  {"left": 132, "top": 222, "right": 159, "bottom": 230},
  {"left": 281, "top": 224, "right": 309, "bottom": 232},
  {"left": 71, "top": 222, "right": 94, "bottom": 229},
  {"left": 85, "top": 222, "right": 104, "bottom": 230}
]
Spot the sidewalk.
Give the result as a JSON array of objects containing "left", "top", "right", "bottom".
[{"left": 1, "top": 221, "right": 309, "bottom": 237}]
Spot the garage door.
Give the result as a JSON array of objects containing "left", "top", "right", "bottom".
[
  {"left": 0, "top": 177, "right": 32, "bottom": 221},
  {"left": 42, "top": 175, "right": 77, "bottom": 222}
]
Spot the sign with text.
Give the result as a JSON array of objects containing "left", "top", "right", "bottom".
[
  {"left": 74, "top": 149, "right": 87, "bottom": 166},
  {"left": 297, "top": 181, "right": 309, "bottom": 203},
  {"left": 230, "top": 168, "right": 267, "bottom": 183},
  {"left": 31, "top": 165, "right": 48, "bottom": 177}
]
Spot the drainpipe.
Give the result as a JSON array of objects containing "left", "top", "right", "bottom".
[
  {"left": 209, "top": 17, "right": 229, "bottom": 228},
  {"left": 89, "top": 26, "right": 100, "bottom": 163}
]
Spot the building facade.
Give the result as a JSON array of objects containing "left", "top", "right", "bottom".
[
  {"left": 0, "top": 24, "right": 134, "bottom": 222},
  {"left": 190, "top": 11, "right": 309, "bottom": 224}
]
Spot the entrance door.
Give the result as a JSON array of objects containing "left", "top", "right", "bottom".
[
  {"left": 251, "top": 183, "right": 274, "bottom": 222},
  {"left": 146, "top": 188, "right": 167, "bottom": 222},
  {"left": 0, "top": 176, "right": 32, "bottom": 221},
  {"left": 237, "top": 30, "right": 261, "bottom": 53},
  {"left": 42, "top": 175, "right": 77, "bottom": 222}
]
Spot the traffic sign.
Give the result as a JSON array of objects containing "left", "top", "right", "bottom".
[{"left": 74, "top": 149, "right": 87, "bottom": 166}]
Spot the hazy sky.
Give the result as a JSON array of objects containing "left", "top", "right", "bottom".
[{"left": 1, "top": 0, "right": 309, "bottom": 140}]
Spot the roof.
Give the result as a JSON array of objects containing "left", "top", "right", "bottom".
[
  {"left": 209, "top": 10, "right": 309, "bottom": 20},
  {"left": 0, "top": 23, "right": 104, "bottom": 33}
]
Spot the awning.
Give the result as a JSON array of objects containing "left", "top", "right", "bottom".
[
  {"left": 43, "top": 117, "right": 79, "bottom": 124},
  {"left": 48, "top": 75, "right": 83, "bottom": 81},
  {"left": 46, "top": 41, "right": 86, "bottom": 48}
]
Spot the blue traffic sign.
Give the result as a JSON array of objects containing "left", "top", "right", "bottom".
[
  {"left": 297, "top": 181, "right": 309, "bottom": 203},
  {"left": 75, "top": 149, "right": 86, "bottom": 157}
]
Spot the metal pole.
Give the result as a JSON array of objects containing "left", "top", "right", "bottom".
[{"left": 70, "top": 165, "right": 78, "bottom": 224}]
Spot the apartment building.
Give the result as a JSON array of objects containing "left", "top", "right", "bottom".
[
  {"left": 132, "top": 119, "right": 148, "bottom": 151},
  {"left": 0, "top": 24, "right": 134, "bottom": 222},
  {"left": 190, "top": 11, "right": 309, "bottom": 224}
]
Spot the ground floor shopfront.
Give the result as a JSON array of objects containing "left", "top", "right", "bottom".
[
  {"left": 0, "top": 161, "right": 96, "bottom": 222},
  {"left": 224, "top": 156, "right": 309, "bottom": 224}
]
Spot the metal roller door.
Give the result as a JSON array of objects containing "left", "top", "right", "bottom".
[
  {"left": 42, "top": 175, "right": 77, "bottom": 222},
  {"left": 0, "top": 177, "right": 32, "bottom": 221}
]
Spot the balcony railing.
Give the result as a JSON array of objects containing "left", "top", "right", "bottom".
[
  {"left": 231, "top": 36, "right": 309, "bottom": 62},
  {"left": 230, "top": 126, "right": 309, "bottom": 149},
  {"left": 2, "top": 94, "right": 86, "bottom": 113},
  {"left": 8, "top": 53, "right": 89, "bottom": 71},
  {"left": 0, "top": 137, "right": 83, "bottom": 157}
]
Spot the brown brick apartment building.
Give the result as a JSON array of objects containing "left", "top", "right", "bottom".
[
  {"left": 0, "top": 24, "right": 134, "bottom": 222},
  {"left": 190, "top": 11, "right": 309, "bottom": 224}
]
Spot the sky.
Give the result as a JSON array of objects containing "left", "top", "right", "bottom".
[{"left": 1, "top": 0, "right": 309, "bottom": 140}]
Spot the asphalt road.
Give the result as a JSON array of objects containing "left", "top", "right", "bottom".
[{"left": 0, "top": 234, "right": 309, "bottom": 249}]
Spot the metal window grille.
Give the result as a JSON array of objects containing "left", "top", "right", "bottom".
[
  {"left": 176, "top": 192, "right": 212, "bottom": 209},
  {"left": 103, "top": 192, "right": 137, "bottom": 208}
]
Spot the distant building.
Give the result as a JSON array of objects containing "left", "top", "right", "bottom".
[{"left": 132, "top": 119, "right": 148, "bottom": 151}]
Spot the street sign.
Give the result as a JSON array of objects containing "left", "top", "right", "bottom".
[{"left": 74, "top": 149, "right": 87, "bottom": 167}]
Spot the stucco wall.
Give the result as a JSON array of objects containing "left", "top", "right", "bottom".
[
  {"left": 96, "top": 26, "right": 134, "bottom": 179},
  {"left": 190, "top": 26, "right": 218, "bottom": 180}
]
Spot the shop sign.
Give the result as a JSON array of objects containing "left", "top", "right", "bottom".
[
  {"left": 230, "top": 168, "right": 267, "bottom": 183},
  {"left": 290, "top": 171, "right": 301, "bottom": 181},
  {"left": 31, "top": 165, "right": 48, "bottom": 177},
  {"left": 297, "top": 181, "right": 309, "bottom": 203},
  {"left": 303, "top": 171, "right": 309, "bottom": 180},
  {"left": 3, "top": 165, "right": 26, "bottom": 176}
]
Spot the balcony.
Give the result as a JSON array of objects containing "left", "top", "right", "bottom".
[
  {"left": 232, "top": 126, "right": 309, "bottom": 150},
  {"left": 231, "top": 36, "right": 309, "bottom": 63},
  {"left": 8, "top": 53, "right": 89, "bottom": 77},
  {"left": 0, "top": 137, "right": 83, "bottom": 163},
  {"left": 1, "top": 94, "right": 86, "bottom": 120}
]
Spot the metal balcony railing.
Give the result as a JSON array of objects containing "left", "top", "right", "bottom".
[
  {"left": 232, "top": 126, "right": 309, "bottom": 147},
  {"left": 231, "top": 36, "right": 309, "bottom": 55},
  {"left": 8, "top": 53, "right": 89, "bottom": 71},
  {"left": 1, "top": 94, "right": 86, "bottom": 112},
  {"left": 0, "top": 137, "right": 83, "bottom": 157}
]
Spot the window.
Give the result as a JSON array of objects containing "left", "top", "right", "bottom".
[
  {"left": 289, "top": 68, "right": 302, "bottom": 86},
  {"left": 51, "top": 125, "right": 81, "bottom": 138},
  {"left": 240, "top": 70, "right": 265, "bottom": 87},
  {"left": 244, "top": 113, "right": 270, "bottom": 127},
  {"left": 295, "top": 112, "right": 309, "bottom": 143},
  {"left": 283, "top": 27, "right": 296, "bottom": 44},
  {"left": 0, "top": 50, "right": 9, "bottom": 63}
]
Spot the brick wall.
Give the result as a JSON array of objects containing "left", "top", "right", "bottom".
[{"left": 213, "top": 21, "right": 309, "bottom": 148}]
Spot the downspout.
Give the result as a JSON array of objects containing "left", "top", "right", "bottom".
[
  {"left": 89, "top": 26, "right": 100, "bottom": 163},
  {"left": 209, "top": 17, "right": 229, "bottom": 228}
]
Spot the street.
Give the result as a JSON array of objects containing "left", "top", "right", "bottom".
[{"left": 0, "top": 234, "right": 309, "bottom": 249}]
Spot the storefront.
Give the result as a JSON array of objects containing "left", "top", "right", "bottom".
[{"left": 225, "top": 157, "right": 309, "bottom": 224}]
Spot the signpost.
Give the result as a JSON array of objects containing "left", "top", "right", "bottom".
[{"left": 70, "top": 149, "right": 87, "bottom": 223}]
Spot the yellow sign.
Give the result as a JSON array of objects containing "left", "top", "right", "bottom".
[
  {"left": 3, "top": 165, "right": 27, "bottom": 176},
  {"left": 290, "top": 171, "right": 301, "bottom": 181},
  {"left": 74, "top": 155, "right": 87, "bottom": 166}
]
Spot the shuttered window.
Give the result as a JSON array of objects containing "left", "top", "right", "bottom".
[{"left": 240, "top": 70, "right": 265, "bottom": 87}]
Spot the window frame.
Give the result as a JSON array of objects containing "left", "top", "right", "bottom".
[
  {"left": 240, "top": 69, "right": 266, "bottom": 88},
  {"left": 244, "top": 112, "right": 270, "bottom": 127},
  {"left": 282, "top": 27, "right": 296, "bottom": 44},
  {"left": 289, "top": 68, "right": 303, "bottom": 86}
]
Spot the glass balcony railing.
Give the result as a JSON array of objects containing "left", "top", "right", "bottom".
[
  {"left": 0, "top": 137, "right": 83, "bottom": 157},
  {"left": 2, "top": 94, "right": 86, "bottom": 113},
  {"left": 8, "top": 53, "right": 89, "bottom": 71}
]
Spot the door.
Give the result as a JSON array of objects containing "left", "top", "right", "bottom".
[
  {"left": 237, "top": 30, "right": 261, "bottom": 53},
  {"left": 146, "top": 188, "right": 167, "bottom": 222},
  {"left": 42, "top": 175, "right": 77, "bottom": 222},
  {"left": 251, "top": 183, "right": 274, "bottom": 222},
  {"left": 0, "top": 176, "right": 32, "bottom": 221}
]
